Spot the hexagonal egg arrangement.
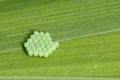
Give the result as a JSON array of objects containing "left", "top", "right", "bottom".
[{"left": 24, "top": 31, "right": 59, "bottom": 57}]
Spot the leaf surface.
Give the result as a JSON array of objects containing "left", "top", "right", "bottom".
[{"left": 0, "top": 0, "right": 120, "bottom": 79}]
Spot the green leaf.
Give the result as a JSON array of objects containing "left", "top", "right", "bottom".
[{"left": 0, "top": 0, "right": 120, "bottom": 79}]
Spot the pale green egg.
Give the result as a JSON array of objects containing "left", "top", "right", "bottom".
[
  {"left": 44, "top": 53, "right": 49, "bottom": 57},
  {"left": 34, "top": 51, "right": 38, "bottom": 56},
  {"left": 26, "top": 47, "right": 31, "bottom": 52},
  {"left": 31, "top": 35, "right": 35, "bottom": 39},
  {"left": 39, "top": 51, "right": 43, "bottom": 57},
  {"left": 28, "top": 50, "right": 33, "bottom": 56},
  {"left": 27, "top": 39, "right": 32, "bottom": 43},
  {"left": 55, "top": 41, "right": 59, "bottom": 48},
  {"left": 40, "top": 32, "right": 44, "bottom": 36},
  {"left": 34, "top": 31, "right": 39, "bottom": 35},
  {"left": 45, "top": 32, "right": 50, "bottom": 37},
  {"left": 24, "top": 43, "right": 29, "bottom": 47}
]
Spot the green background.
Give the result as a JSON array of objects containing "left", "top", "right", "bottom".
[{"left": 0, "top": 0, "right": 120, "bottom": 79}]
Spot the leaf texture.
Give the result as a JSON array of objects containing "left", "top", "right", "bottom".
[{"left": 0, "top": 0, "right": 120, "bottom": 79}]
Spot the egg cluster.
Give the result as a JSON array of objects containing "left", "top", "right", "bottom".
[{"left": 24, "top": 31, "right": 59, "bottom": 57}]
